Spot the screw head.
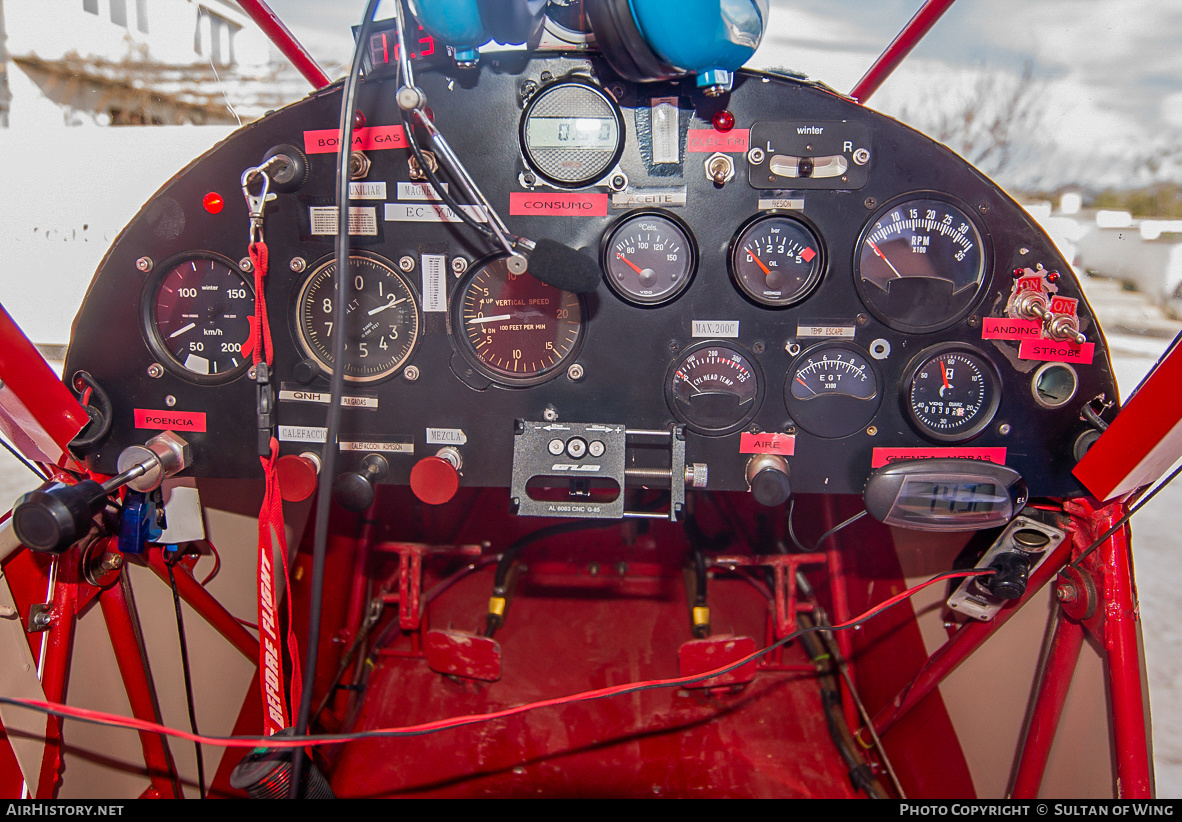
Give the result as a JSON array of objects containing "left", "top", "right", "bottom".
[
  {"left": 403, "top": 365, "right": 420, "bottom": 382},
  {"left": 398, "top": 256, "right": 415, "bottom": 272},
  {"left": 290, "top": 257, "right": 306, "bottom": 273},
  {"left": 136, "top": 256, "right": 153, "bottom": 272},
  {"left": 147, "top": 363, "right": 164, "bottom": 378},
  {"left": 240, "top": 257, "right": 253, "bottom": 272},
  {"left": 864, "top": 197, "right": 876, "bottom": 210},
  {"left": 752, "top": 341, "right": 765, "bottom": 354},
  {"left": 567, "top": 363, "right": 584, "bottom": 381},
  {"left": 450, "top": 257, "right": 468, "bottom": 275},
  {"left": 165, "top": 395, "right": 176, "bottom": 407}
]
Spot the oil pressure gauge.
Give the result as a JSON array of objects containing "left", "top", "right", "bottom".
[{"left": 728, "top": 214, "right": 825, "bottom": 307}]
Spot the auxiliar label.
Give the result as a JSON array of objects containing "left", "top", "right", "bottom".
[{"left": 871, "top": 447, "right": 1007, "bottom": 468}]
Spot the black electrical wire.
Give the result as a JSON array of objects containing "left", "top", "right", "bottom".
[
  {"left": 290, "top": 0, "right": 382, "bottom": 799},
  {"left": 0, "top": 436, "right": 48, "bottom": 482},
  {"left": 1069, "top": 461, "right": 1182, "bottom": 569},
  {"left": 165, "top": 550, "right": 206, "bottom": 800},
  {"left": 813, "top": 510, "right": 868, "bottom": 552}
]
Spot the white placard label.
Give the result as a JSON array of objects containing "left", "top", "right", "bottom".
[
  {"left": 427, "top": 428, "right": 468, "bottom": 445},
  {"left": 349, "top": 181, "right": 387, "bottom": 199},
  {"left": 397, "top": 181, "right": 448, "bottom": 201},
  {"left": 340, "top": 440, "right": 414, "bottom": 453},
  {"left": 309, "top": 206, "right": 378, "bottom": 235},
  {"left": 692, "top": 320, "right": 740, "bottom": 338},
  {"left": 611, "top": 187, "right": 686, "bottom": 208},
  {"left": 651, "top": 96, "right": 679, "bottom": 164},
  {"left": 421, "top": 254, "right": 447, "bottom": 312},
  {"left": 797, "top": 324, "right": 856, "bottom": 338},
  {"left": 278, "top": 390, "right": 378, "bottom": 408},
  {"left": 758, "top": 198, "right": 805, "bottom": 211},
  {"left": 385, "top": 203, "right": 487, "bottom": 223},
  {"left": 279, "top": 425, "right": 327, "bottom": 443}
]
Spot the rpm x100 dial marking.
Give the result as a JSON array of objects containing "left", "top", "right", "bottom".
[{"left": 904, "top": 345, "right": 1001, "bottom": 443}]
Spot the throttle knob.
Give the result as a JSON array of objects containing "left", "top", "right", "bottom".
[
  {"left": 13, "top": 481, "right": 107, "bottom": 554},
  {"left": 332, "top": 454, "right": 388, "bottom": 512}
]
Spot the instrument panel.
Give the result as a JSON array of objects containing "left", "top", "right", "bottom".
[{"left": 64, "top": 54, "right": 1116, "bottom": 502}]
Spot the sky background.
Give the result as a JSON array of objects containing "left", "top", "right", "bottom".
[{"left": 262, "top": 0, "right": 1182, "bottom": 192}]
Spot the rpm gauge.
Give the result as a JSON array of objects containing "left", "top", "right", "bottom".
[
  {"left": 295, "top": 254, "right": 421, "bottom": 383},
  {"left": 601, "top": 210, "right": 696, "bottom": 305},
  {"left": 903, "top": 344, "right": 1001, "bottom": 443},
  {"left": 728, "top": 214, "right": 825, "bottom": 307},
  {"left": 855, "top": 196, "right": 988, "bottom": 333},
  {"left": 666, "top": 342, "right": 764, "bottom": 435},
  {"left": 785, "top": 343, "right": 882, "bottom": 439},
  {"left": 455, "top": 257, "right": 584, "bottom": 386},
  {"left": 144, "top": 253, "right": 253, "bottom": 383}
]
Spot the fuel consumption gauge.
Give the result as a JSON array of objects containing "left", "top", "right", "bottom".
[{"left": 728, "top": 214, "right": 825, "bottom": 307}]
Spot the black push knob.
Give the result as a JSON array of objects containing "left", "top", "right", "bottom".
[
  {"left": 332, "top": 454, "right": 388, "bottom": 512},
  {"left": 12, "top": 480, "right": 107, "bottom": 554},
  {"left": 984, "top": 551, "right": 1031, "bottom": 600},
  {"left": 745, "top": 454, "right": 792, "bottom": 507}
]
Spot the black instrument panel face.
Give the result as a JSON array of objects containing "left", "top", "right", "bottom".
[{"left": 66, "top": 55, "right": 1116, "bottom": 499}]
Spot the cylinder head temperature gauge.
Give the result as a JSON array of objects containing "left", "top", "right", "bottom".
[
  {"left": 728, "top": 214, "right": 825, "bottom": 307},
  {"left": 903, "top": 344, "right": 1002, "bottom": 443},
  {"left": 601, "top": 210, "right": 697, "bottom": 305},
  {"left": 666, "top": 342, "right": 764, "bottom": 435}
]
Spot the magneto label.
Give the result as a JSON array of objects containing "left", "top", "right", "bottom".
[
  {"left": 871, "top": 447, "right": 1007, "bottom": 468},
  {"left": 1018, "top": 339, "right": 1095, "bottom": 364},
  {"left": 397, "top": 181, "right": 448, "bottom": 201},
  {"left": 509, "top": 192, "right": 609, "bottom": 217},
  {"left": 687, "top": 128, "right": 750, "bottom": 153},
  {"left": 740, "top": 432, "right": 795, "bottom": 455},
  {"left": 982, "top": 318, "right": 1042, "bottom": 340},
  {"left": 134, "top": 409, "right": 206, "bottom": 432},
  {"left": 302, "top": 125, "right": 407, "bottom": 154}
]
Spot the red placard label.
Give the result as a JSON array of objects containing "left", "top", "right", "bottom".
[
  {"left": 740, "top": 432, "right": 795, "bottom": 455},
  {"left": 1015, "top": 275, "right": 1046, "bottom": 294},
  {"left": 134, "top": 409, "right": 207, "bottom": 432},
  {"left": 1049, "top": 295, "right": 1079, "bottom": 317},
  {"left": 981, "top": 317, "right": 1042, "bottom": 340},
  {"left": 687, "top": 128, "right": 750, "bottom": 153},
  {"left": 871, "top": 447, "right": 1006, "bottom": 468},
  {"left": 1019, "top": 339, "right": 1095, "bottom": 364},
  {"left": 303, "top": 125, "right": 407, "bottom": 154},
  {"left": 509, "top": 192, "right": 609, "bottom": 217}
]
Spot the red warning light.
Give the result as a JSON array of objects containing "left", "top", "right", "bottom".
[
  {"left": 712, "top": 110, "right": 735, "bottom": 132},
  {"left": 202, "top": 192, "right": 224, "bottom": 214}
]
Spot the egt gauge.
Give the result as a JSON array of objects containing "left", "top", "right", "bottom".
[
  {"left": 785, "top": 344, "right": 882, "bottom": 439},
  {"left": 143, "top": 253, "right": 253, "bottom": 383}
]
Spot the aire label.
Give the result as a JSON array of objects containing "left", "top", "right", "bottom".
[
  {"left": 508, "top": 192, "right": 608, "bottom": 217},
  {"left": 134, "top": 409, "right": 206, "bottom": 432},
  {"left": 871, "top": 447, "right": 1007, "bottom": 468},
  {"left": 302, "top": 125, "right": 407, "bottom": 154},
  {"left": 740, "top": 432, "right": 795, "bottom": 455},
  {"left": 687, "top": 129, "right": 749, "bottom": 153}
]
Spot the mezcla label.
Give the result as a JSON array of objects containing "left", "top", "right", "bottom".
[{"left": 426, "top": 428, "right": 467, "bottom": 445}]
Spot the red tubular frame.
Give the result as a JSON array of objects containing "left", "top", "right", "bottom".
[
  {"left": 850, "top": 0, "right": 958, "bottom": 103},
  {"left": 235, "top": 0, "right": 331, "bottom": 90}
]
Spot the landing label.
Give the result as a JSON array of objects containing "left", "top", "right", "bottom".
[{"left": 981, "top": 318, "right": 1042, "bottom": 340}]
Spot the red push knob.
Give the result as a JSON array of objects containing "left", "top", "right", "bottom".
[
  {"left": 410, "top": 456, "right": 459, "bottom": 505},
  {"left": 276, "top": 453, "right": 320, "bottom": 502}
]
